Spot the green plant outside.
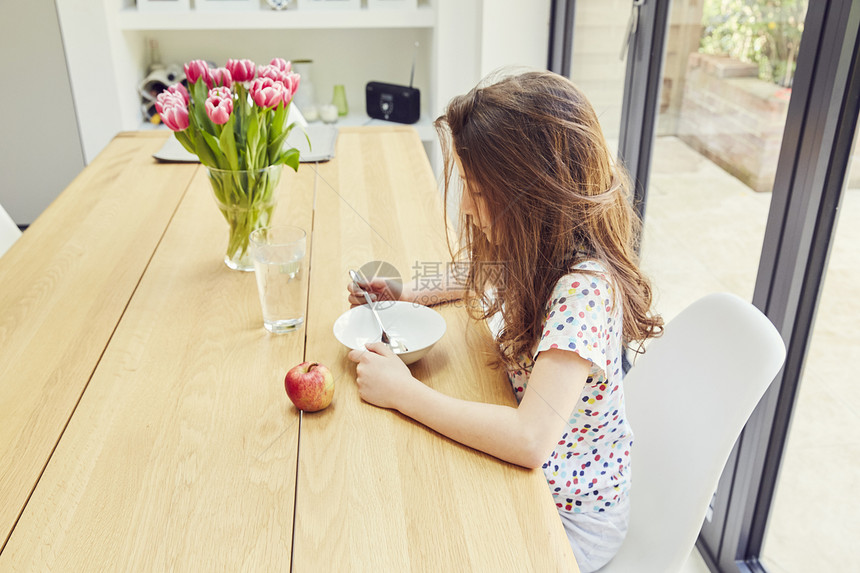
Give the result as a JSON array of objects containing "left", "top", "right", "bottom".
[{"left": 700, "top": 0, "right": 807, "bottom": 87}]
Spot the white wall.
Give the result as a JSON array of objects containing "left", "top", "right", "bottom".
[
  {"left": 0, "top": 0, "right": 86, "bottom": 225},
  {"left": 433, "top": 0, "right": 483, "bottom": 118},
  {"left": 480, "top": 0, "right": 551, "bottom": 77},
  {"left": 55, "top": 0, "right": 124, "bottom": 165},
  {"left": 432, "top": 0, "right": 551, "bottom": 224}
]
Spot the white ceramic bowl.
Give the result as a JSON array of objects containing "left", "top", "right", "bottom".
[{"left": 332, "top": 301, "right": 447, "bottom": 365}]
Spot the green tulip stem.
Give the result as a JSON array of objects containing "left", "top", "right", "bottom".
[{"left": 208, "top": 165, "right": 282, "bottom": 268}]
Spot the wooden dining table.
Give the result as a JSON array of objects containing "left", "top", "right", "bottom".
[{"left": 0, "top": 127, "right": 578, "bottom": 571}]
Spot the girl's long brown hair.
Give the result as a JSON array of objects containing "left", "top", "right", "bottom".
[{"left": 435, "top": 70, "right": 663, "bottom": 368}]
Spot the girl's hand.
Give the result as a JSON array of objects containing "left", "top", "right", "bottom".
[
  {"left": 347, "top": 342, "right": 417, "bottom": 410},
  {"left": 347, "top": 277, "right": 409, "bottom": 308}
]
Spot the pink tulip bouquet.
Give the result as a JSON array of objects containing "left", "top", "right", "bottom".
[
  {"left": 156, "top": 57, "right": 301, "bottom": 171},
  {"left": 156, "top": 58, "right": 303, "bottom": 271}
]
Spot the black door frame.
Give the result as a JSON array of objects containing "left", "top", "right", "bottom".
[{"left": 617, "top": 0, "right": 671, "bottom": 221}]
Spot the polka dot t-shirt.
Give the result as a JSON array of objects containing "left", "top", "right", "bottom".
[{"left": 507, "top": 260, "right": 632, "bottom": 514}]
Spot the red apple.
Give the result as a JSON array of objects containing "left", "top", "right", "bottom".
[{"left": 285, "top": 361, "right": 334, "bottom": 412}]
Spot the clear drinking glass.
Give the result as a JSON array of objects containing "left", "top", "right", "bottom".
[{"left": 250, "top": 226, "right": 308, "bottom": 333}]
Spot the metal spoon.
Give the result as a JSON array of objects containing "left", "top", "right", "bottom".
[{"left": 349, "top": 269, "right": 408, "bottom": 354}]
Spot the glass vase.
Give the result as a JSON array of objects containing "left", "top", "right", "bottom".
[{"left": 207, "top": 165, "right": 283, "bottom": 271}]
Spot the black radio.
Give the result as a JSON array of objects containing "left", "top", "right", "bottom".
[{"left": 365, "top": 81, "right": 421, "bottom": 125}]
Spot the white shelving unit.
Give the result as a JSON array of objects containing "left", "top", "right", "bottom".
[
  {"left": 117, "top": 4, "right": 435, "bottom": 30},
  {"left": 111, "top": 1, "right": 439, "bottom": 151},
  {"left": 55, "top": 1, "right": 547, "bottom": 168}
]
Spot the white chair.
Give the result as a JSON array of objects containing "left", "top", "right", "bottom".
[
  {"left": 0, "top": 202, "right": 22, "bottom": 257},
  {"left": 599, "top": 293, "right": 786, "bottom": 573}
]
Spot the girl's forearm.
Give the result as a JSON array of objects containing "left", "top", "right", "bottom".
[
  {"left": 398, "top": 276, "right": 465, "bottom": 306},
  {"left": 410, "top": 284, "right": 465, "bottom": 306},
  {"left": 396, "top": 378, "right": 545, "bottom": 469}
]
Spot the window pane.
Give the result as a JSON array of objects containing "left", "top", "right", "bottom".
[
  {"left": 569, "top": 0, "right": 629, "bottom": 143},
  {"left": 640, "top": 0, "right": 807, "bottom": 324},
  {"left": 760, "top": 133, "right": 860, "bottom": 572}
]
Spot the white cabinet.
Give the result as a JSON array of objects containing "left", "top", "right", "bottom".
[
  {"left": 59, "top": 0, "right": 451, "bottom": 164},
  {"left": 55, "top": 1, "right": 548, "bottom": 168},
  {"left": 117, "top": 3, "right": 439, "bottom": 143}
]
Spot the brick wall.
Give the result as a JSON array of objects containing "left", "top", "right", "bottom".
[{"left": 678, "top": 53, "right": 791, "bottom": 192}]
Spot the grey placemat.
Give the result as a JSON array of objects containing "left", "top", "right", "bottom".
[{"left": 153, "top": 124, "right": 338, "bottom": 164}]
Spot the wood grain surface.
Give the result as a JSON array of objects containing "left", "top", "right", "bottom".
[
  {"left": 0, "top": 132, "right": 195, "bottom": 548},
  {"left": 1, "top": 128, "right": 578, "bottom": 571},
  {"left": 0, "top": 142, "right": 311, "bottom": 570},
  {"left": 292, "top": 128, "right": 578, "bottom": 571}
]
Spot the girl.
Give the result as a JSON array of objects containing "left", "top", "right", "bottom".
[{"left": 347, "top": 70, "right": 663, "bottom": 572}]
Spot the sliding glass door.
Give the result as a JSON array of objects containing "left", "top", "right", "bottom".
[
  {"left": 637, "top": 0, "right": 801, "bottom": 321},
  {"left": 555, "top": 0, "right": 860, "bottom": 570}
]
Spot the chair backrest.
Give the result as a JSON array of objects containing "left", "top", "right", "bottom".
[
  {"left": 599, "top": 293, "right": 786, "bottom": 573},
  {"left": 0, "top": 202, "right": 22, "bottom": 258}
]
